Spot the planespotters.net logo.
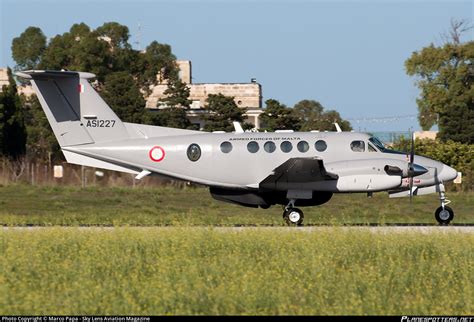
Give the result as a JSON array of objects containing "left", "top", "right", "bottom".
[{"left": 402, "top": 317, "right": 474, "bottom": 322}]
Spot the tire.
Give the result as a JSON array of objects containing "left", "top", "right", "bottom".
[
  {"left": 283, "top": 208, "right": 304, "bottom": 226},
  {"left": 435, "top": 206, "right": 454, "bottom": 225}
]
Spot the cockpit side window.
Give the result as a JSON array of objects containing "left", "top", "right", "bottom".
[
  {"left": 368, "top": 143, "right": 377, "bottom": 152},
  {"left": 350, "top": 140, "right": 365, "bottom": 152}
]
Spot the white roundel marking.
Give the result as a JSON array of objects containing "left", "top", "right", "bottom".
[{"left": 149, "top": 146, "right": 165, "bottom": 162}]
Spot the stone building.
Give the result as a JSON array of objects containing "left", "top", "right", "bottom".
[
  {"left": 0, "top": 68, "right": 9, "bottom": 90},
  {"left": 146, "top": 61, "right": 263, "bottom": 129},
  {"left": 0, "top": 67, "right": 35, "bottom": 96}
]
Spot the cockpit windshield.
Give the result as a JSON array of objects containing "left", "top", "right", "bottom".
[
  {"left": 369, "top": 137, "right": 386, "bottom": 151},
  {"left": 369, "top": 136, "right": 405, "bottom": 155}
]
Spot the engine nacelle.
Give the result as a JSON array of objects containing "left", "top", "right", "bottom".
[{"left": 336, "top": 174, "right": 401, "bottom": 192}]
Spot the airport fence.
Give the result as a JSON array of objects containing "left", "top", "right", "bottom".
[{"left": 0, "top": 157, "right": 187, "bottom": 188}]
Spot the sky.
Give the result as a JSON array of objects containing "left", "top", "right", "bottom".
[{"left": 0, "top": 0, "right": 472, "bottom": 132}]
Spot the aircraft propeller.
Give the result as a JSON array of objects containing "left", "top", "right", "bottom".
[{"left": 407, "top": 131, "right": 415, "bottom": 202}]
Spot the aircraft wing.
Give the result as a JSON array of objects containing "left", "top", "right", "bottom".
[{"left": 259, "top": 157, "right": 338, "bottom": 191}]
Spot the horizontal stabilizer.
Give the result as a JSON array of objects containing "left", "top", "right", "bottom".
[
  {"left": 16, "top": 70, "right": 95, "bottom": 79},
  {"left": 62, "top": 150, "right": 139, "bottom": 175}
]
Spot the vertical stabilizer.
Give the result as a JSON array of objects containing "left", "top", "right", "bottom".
[{"left": 16, "top": 70, "right": 130, "bottom": 147}]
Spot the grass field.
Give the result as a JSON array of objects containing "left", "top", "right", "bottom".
[
  {"left": 0, "top": 184, "right": 473, "bottom": 226},
  {"left": 1, "top": 185, "right": 472, "bottom": 315},
  {"left": 1, "top": 227, "right": 473, "bottom": 315}
]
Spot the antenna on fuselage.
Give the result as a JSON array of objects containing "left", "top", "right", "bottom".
[
  {"left": 334, "top": 123, "right": 342, "bottom": 132},
  {"left": 233, "top": 121, "right": 244, "bottom": 133}
]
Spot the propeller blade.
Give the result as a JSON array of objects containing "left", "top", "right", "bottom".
[
  {"left": 408, "top": 129, "right": 415, "bottom": 203},
  {"left": 409, "top": 176, "right": 413, "bottom": 203}
]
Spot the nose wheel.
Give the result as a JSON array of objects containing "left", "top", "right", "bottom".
[
  {"left": 435, "top": 206, "right": 454, "bottom": 225},
  {"left": 283, "top": 206, "right": 304, "bottom": 226},
  {"left": 435, "top": 187, "right": 454, "bottom": 225}
]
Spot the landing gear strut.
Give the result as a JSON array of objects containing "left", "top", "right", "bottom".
[
  {"left": 435, "top": 188, "right": 454, "bottom": 225},
  {"left": 283, "top": 199, "right": 304, "bottom": 226}
]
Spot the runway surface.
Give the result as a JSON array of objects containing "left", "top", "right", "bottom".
[{"left": 2, "top": 225, "right": 474, "bottom": 233}]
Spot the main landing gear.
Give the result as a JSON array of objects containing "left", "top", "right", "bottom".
[
  {"left": 435, "top": 189, "right": 454, "bottom": 225},
  {"left": 283, "top": 199, "right": 304, "bottom": 226}
]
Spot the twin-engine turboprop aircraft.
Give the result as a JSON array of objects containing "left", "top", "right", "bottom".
[{"left": 17, "top": 70, "right": 459, "bottom": 225}]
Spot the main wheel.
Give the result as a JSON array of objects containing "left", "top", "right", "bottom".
[
  {"left": 283, "top": 208, "right": 304, "bottom": 226},
  {"left": 435, "top": 206, "right": 454, "bottom": 225}
]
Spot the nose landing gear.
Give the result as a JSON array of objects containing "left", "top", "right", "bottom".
[
  {"left": 435, "top": 188, "right": 454, "bottom": 225},
  {"left": 283, "top": 199, "right": 304, "bottom": 226}
]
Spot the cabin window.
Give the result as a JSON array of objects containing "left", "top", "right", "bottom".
[
  {"left": 220, "top": 141, "right": 233, "bottom": 153},
  {"left": 315, "top": 140, "right": 327, "bottom": 152},
  {"left": 280, "top": 141, "right": 293, "bottom": 153},
  {"left": 187, "top": 143, "right": 201, "bottom": 161},
  {"left": 247, "top": 141, "right": 259, "bottom": 153},
  {"left": 350, "top": 140, "right": 365, "bottom": 152},
  {"left": 264, "top": 141, "right": 276, "bottom": 153},
  {"left": 297, "top": 141, "right": 309, "bottom": 153}
]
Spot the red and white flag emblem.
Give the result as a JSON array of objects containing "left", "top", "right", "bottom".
[{"left": 78, "top": 84, "right": 84, "bottom": 93}]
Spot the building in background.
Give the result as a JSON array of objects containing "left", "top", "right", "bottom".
[
  {"left": 146, "top": 60, "right": 263, "bottom": 129},
  {"left": 0, "top": 68, "right": 9, "bottom": 90},
  {"left": 0, "top": 67, "right": 35, "bottom": 96},
  {"left": 413, "top": 131, "right": 437, "bottom": 140}
]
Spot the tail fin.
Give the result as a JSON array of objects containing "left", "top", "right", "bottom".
[{"left": 16, "top": 70, "right": 129, "bottom": 147}]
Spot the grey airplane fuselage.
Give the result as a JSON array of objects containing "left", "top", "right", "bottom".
[
  {"left": 64, "top": 130, "right": 457, "bottom": 193},
  {"left": 15, "top": 69, "right": 460, "bottom": 224}
]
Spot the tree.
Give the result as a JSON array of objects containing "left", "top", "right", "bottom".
[
  {"left": 30, "top": 22, "right": 178, "bottom": 86},
  {"left": 95, "top": 22, "right": 141, "bottom": 75},
  {"left": 22, "top": 94, "right": 61, "bottom": 163},
  {"left": 293, "top": 100, "right": 322, "bottom": 131},
  {"left": 146, "top": 108, "right": 191, "bottom": 129},
  {"left": 148, "top": 76, "right": 193, "bottom": 129},
  {"left": 13, "top": 22, "right": 178, "bottom": 89},
  {"left": 101, "top": 72, "right": 147, "bottom": 123},
  {"left": 160, "top": 77, "right": 192, "bottom": 109},
  {"left": 95, "top": 22, "right": 130, "bottom": 49},
  {"left": 203, "top": 94, "right": 247, "bottom": 132},
  {"left": 138, "top": 41, "right": 178, "bottom": 93},
  {"left": 292, "top": 100, "right": 352, "bottom": 131},
  {"left": 260, "top": 99, "right": 300, "bottom": 131},
  {"left": 11, "top": 27, "right": 47, "bottom": 70},
  {"left": 39, "top": 23, "right": 113, "bottom": 82},
  {"left": 0, "top": 68, "right": 27, "bottom": 159},
  {"left": 405, "top": 20, "right": 474, "bottom": 144}
]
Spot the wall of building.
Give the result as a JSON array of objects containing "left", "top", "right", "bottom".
[
  {"left": 146, "top": 82, "right": 262, "bottom": 110},
  {"left": 0, "top": 68, "right": 9, "bottom": 91}
]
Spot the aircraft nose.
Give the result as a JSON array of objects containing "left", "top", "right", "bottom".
[{"left": 440, "top": 164, "right": 458, "bottom": 182}]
